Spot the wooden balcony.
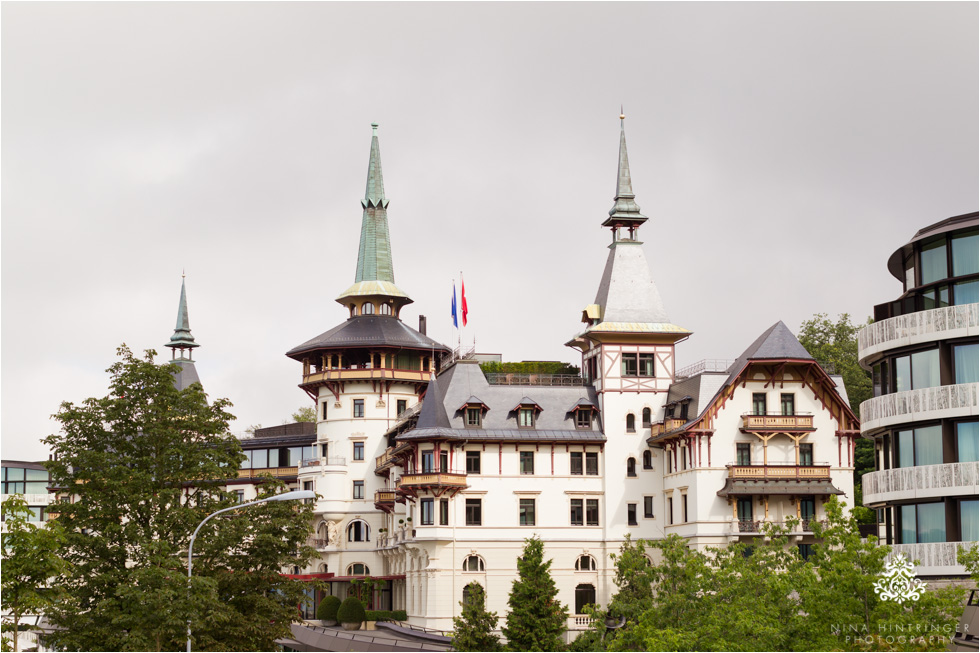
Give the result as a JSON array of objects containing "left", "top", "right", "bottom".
[
  {"left": 237, "top": 467, "right": 298, "bottom": 480},
  {"left": 376, "top": 449, "right": 397, "bottom": 476},
  {"left": 302, "top": 367, "right": 431, "bottom": 386},
  {"left": 374, "top": 488, "right": 399, "bottom": 513},
  {"left": 397, "top": 472, "right": 468, "bottom": 499},
  {"left": 740, "top": 414, "right": 814, "bottom": 432},
  {"left": 727, "top": 464, "right": 830, "bottom": 480},
  {"left": 651, "top": 418, "right": 687, "bottom": 436}
]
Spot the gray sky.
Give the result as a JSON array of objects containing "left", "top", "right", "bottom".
[{"left": 3, "top": 2, "right": 977, "bottom": 462}]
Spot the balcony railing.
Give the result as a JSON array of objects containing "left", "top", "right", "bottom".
[
  {"left": 727, "top": 463, "right": 831, "bottom": 480},
  {"left": 741, "top": 414, "right": 814, "bottom": 431},
  {"left": 485, "top": 373, "right": 586, "bottom": 387},
  {"left": 858, "top": 303, "right": 979, "bottom": 363},
  {"left": 888, "top": 541, "right": 974, "bottom": 575},
  {"left": 398, "top": 473, "right": 468, "bottom": 490},
  {"left": 730, "top": 519, "right": 826, "bottom": 534},
  {"left": 324, "top": 456, "right": 346, "bottom": 467},
  {"left": 300, "top": 457, "right": 321, "bottom": 468},
  {"left": 237, "top": 467, "right": 298, "bottom": 479},
  {"left": 860, "top": 383, "right": 979, "bottom": 432},
  {"left": 376, "top": 449, "right": 396, "bottom": 471},
  {"left": 862, "top": 461, "right": 979, "bottom": 505}
]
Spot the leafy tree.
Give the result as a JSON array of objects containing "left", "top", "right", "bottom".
[
  {"left": 1, "top": 495, "right": 67, "bottom": 652},
  {"left": 291, "top": 406, "right": 316, "bottom": 423},
  {"left": 502, "top": 535, "right": 568, "bottom": 651},
  {"left": 452, "top": 582, "right": 502, "bottom": 652},
  {"left": 42, "top": 345, "right": 317, "bottom": 652},
  {"left": 958, "top": 542, "right": 979, "bottom": 584}
]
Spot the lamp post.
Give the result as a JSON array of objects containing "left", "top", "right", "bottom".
[{"left": 186, "top": 489, "right": 316, "bottom": 652}]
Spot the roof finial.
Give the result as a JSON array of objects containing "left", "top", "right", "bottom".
[
  {"left": 166, "top": 275, "right": 199, "bottom": 355},
  {"left": 602, "top": 114, "right": 648, "bottom": 229},
  {"left": 620, "top": 105, "right": 625, "bottom": 121}
]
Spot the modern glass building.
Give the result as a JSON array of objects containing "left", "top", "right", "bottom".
[{"left": 858, "top": 212, "right": 979, "bottom": 577}]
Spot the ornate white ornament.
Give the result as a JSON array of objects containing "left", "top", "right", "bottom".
[{"left": 873, "top": 553, "right": 925, "bottom": 604}]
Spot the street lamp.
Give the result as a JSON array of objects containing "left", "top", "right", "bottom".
[{"left": 186, "top": 489, "right": 316, "bottom": 652}]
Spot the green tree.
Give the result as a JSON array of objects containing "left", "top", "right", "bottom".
[
  {"left": 42, "top": 346, "right": 317, "bottom": 652},
  {"left": 291, "top": 406, "right": 316, "bottom": 423},
  {"left": 452, "top": 582, "right": 502, "bottom": 652},
  {"left": 503, "top": 535, "right": 568, "bottom": 651},
  {"left": 958, "top": 542, "right": 979, "bottom": 585},
  {"left": 1, "top": 495, "right": 67, "bottom": 652}
]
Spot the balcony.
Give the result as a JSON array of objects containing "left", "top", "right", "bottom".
[
  {"left": 485, "top": 373, "right": 586, "bottom": 387},
  {"left": 397, "top": 472, "right": 468, "bottom": 499},
  {"left": 740, "top": 414, "right": 814, "bottom": 432},
  {"left": 728, "top": 519, "right": 826, "bottom": 535},
  {"left": 888, "top": 541, "right": 974, "bottom": 576},
  {"left": 237, "top": 467, "right": 298, "bottom": 480},
  {"left": 860, "top": 383, "right": 978, "bottom": 433},
  {"left": 727, "top": 464, "right": 830, "bottom": 480},
  {"left": 719, "top": 464, "right": 841, "bottom": 498},
  {"left": 652, "top": 418, "right": 687, "bottom": 436},
  {"left": 302, "top": 367, "right": 432, "bottom": 386},
  {"left": 374, "top": 488, "right": 399, "bottom": 512},
  {"left": 858, "top": 303, "right": 979, "bottom": 365},
  {"left": 862, "top": 461, "right": 979, "bottom": 506}
]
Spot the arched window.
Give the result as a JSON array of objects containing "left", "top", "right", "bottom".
[
  {"left": 462, "top": 582, "right": 483, "bottom": 606},
  {"left": 627, "top": 457, "right": 637, "bottom": 477},
  {"left": 362, "top": 302, "right": 375, "bottom": 315},
  {"left": 379, "top": 303, "right": 392, "bottom": 316},
  {"left": 347, "top": 563, "right": 370, "bottom": 576},
  {"left": 642, "top": 407, "right": 652, "bottom": 428},
  {"left": 575, "top": 584, "right": 597, "bottom": 614},
  {"left": 349, "top": 304, "right": 357, "bottom": 317},
  {"left": 347, "top": 519, "right": 370, "bottom": 542},
  {"left": 626, "top": 413, "right": 636, "bottom": 433},
  {"left": 462, "top": 554, "right": 486, "bottom": 572},
  {"left": 643, "top": 450, "right": 653, "bottom": 470},
  {"left": 318, "top": 563, "right": 329, "bottom": 573},
  {"left": 575, "top": 554, "right": 596, "bottom": 571}
]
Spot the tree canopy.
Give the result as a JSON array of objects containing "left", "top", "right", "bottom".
[
  {"left": 42, "top": 345, "right": 317, "bottom": 651},
  {"left": 452, "top": 582, "right": 502, "bottom": 652},
  {"left": 503, "top": 536, "right": 568, "bottom": 651}
]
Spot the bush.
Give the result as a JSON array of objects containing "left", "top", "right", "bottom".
[
  {"left": 337, "top": 597, "right": 366, "bottom": 625},
  {"left": 316, "top": 595, "right": 341, "bottom": 622},
  {"left": 392, "top": 610, "right": 407, "bottom": 621}
]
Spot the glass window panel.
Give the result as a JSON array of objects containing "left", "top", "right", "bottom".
[
  {"left": 6, "top": 468, "right": 24, "bottom": 482},
  {"left": 586, "top": 499, "right": 599, "bottom": 526},
  {"left": 954, "top": 344, "right": 979, "bottom": 384},
  {"left": 911, "top": 350, "right": 939, "bottom": 389},
  {"left": 241, "top": 450, "right": 252, "bottom": 469},
  {"left": 570, "top": 452, "right": 583, "bottom": 475},
  {"left": 951, "top": 232, "right": 979, "bottom": 276},
  {"left": 287, "top": 447, "right": 303, "bottom": 466},
  {"left": 639, "top": 354, "right": 655, "bottom": 377},
  {"left": 961, "top": 500, "right": 979, "bottom": 542},
  {"left": 897, "top": 430, "right": 914, "bottom": 468},
  {"left": 519, "top": 499, "right": 535, "bottom": 526},
  {"left": 939, "top": 285, "right": 950, "bottom": 307},
  {"left": 25, "top": 482, "right": 48, "bottom": 494},
  {"left": 914, "top": 426, "right": 943, "bottom": 466},
  {"left": 570, "top": 498, "right": 583, "bottom": 525},
  {"left": 25, "top": 469, "right": 48, "bottom": 481},
  {"left": 957, "top": 422, "right": 979, "bottom": 463},
  {"left": 253, "top": 450, "right": 268, "bottom": 468},
  {"left": 585, "top": 452, "right": 599, "bottom": 475},
  {"left": 894, "top": 356, "right": 912, "bottom": 393},
  {"left": 954, "top": 280, "right": 979, "bottom": 305},
  {"left": 900, "top": 505, "right": 917, "bottom": 544},
  {"left": 920, "top": 239, "right": 948, "bottom": 285},
  {"left": 916, "top": 503, "right": 946, "bottom": 543}
]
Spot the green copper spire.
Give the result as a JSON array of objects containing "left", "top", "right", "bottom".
[
  {"left": 603, "top": 112, "right": 648, "bottom": 228},
  {"left": 355, "top": 122, "right": 394, "bottom": 284},
  {"left": 166, "top": 275, "right": 199, "bottom": 355}
]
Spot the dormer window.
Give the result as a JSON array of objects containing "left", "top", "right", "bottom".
[
  {"left": 460, "top": 397, "right": 489, "bottom": 428},
  {"left": 466, "top": 408, "right": 482, "bottom": 427},
  {"left": 576, "top": 409, "right": 592, "bottom": 429},
  {"left": 513, "top": 397, "right": 541, "bottom": 429}
]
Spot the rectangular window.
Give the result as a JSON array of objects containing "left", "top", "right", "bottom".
[
  {"left": 644, "top": 495, "right": 654, "bottom": 518},
  {"left": 639, "top": 354, "right": 655, "bottom": 377},
  {"left": 466, "top": 407, "right": 482, "bottom": 428},
  {"left": 797, "top": 544, "right": 814, "bottom": 561},
  {"left": 421, "top": 451, "right": 435, "bottom": 473},
  {"left": 396, "top": 399, "right": 408, "bottom": 416},
  {"left": 627, "top": 503, "right": 638, "bottom": 526},
  {"left": 303, "top": 480, "right": 314, "bottom": 503},
  {"left": 800, "top": 497, "right": 815, "bottom": 522},
  {"left": 952, "top": 232, "right": 979, "bottom": 276},
  {"left": 680, "top": 447, "right": 687, "bottom": 470},
  {"left": 576, "top": 409, "right": 592, "bottom": 429},
  {"left": 681, "top": 495, "right": 689, "bottom": 523},
  {"left": 954, "top": 279, "right": 979, "bottom": 305},
  {"left": 895, "top": 355, "right": 912, "bottom": 393},
  {"left": 465, "top": 499, "right": 482, "bottom": 526},
  {"left": 321, "top": 443, "right": 329, "bottom": 458},
  {"left": 897, "top": 426, "right": 943, "bottom": 467},
  {"left": 667, "top": 497, "right": 674, "bottom": 525},
  {"left": 570, "top": 498, "right": 583, "bottom": 525},
  {"left": 586, "top": 499, "right": 599, "bottom": 526},
  {"left": 234, "top": 490, "right": 245, "bottom": 504},
  {"left": 957, "top": 422, "right": 979, "bottom": 463},
  {"left": 736, "top": 443, "right": 751, "bottom": 466},
  {"left": 353, "top": 442, "right": 364, "bottom": 461},
  {"left": 752, "top": 393, "right": 767, "bottom": 415},
  {"left": 621, "top": 353, "right": 638, "bottom": 377},
  {"left": 570, "top": 452, "right": 583, "bottom": 475},
  {"left": 780, "top": 394, "right": 795, "bottom": 416},
  {"left": 352, "top": 480, "right": 364, "bottom": 500},
  {"left": 519, "top": 499, "right": 536, "bottom": 526},
  {"left": 519, "top": 451, "right": 535, "bottom": 475},
  {"left": 322, "top": 402, "right": 328, "bottom": 420},
  {"left": 961, "top": 499, "right": 979, "bottom": 542},
  {"left": 920, "top": 238, "right": 948, "bottom": 285},
  {"left": 954, "top": 343, "right": 979, "bottom": 384},
  {"left": 440, "top": 450, "right": 449, "bottom": 473},
  {"left": 799, "top": 443, "right": 814, "bottom": 466},
  {"left": 439, "top": 499, "right": 449, "bottom": 525},
  {"left": 585, "top": 452, "right": 599, "bottom": 475},
  {"left": 353, "top": 399, "right": 365, "bottom": 418},
  {"left": 911, "top": 350, "right": 940, "bottom": 389},
  {"left": 420, "top": 498, "right": 434, "bottom": 525},
  {"left": 466, "top": 451, "right": 481, "bottom": 474},
  {"left": 518, "top": 408, "right": 535, "bottom": 428}
]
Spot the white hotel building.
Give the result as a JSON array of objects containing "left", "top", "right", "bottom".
[{"left": 281, "top": 120, "right": 857, "bottom": 633}]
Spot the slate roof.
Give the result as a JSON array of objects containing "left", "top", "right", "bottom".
[
  {"left": 286, "top": 316, "right": 449, "bottom": 359},
  {"left": 171, "top": 359, "right": 201, "bottom": 392},
  {"left": 399, "top": 361, "right": 605, "bottom": 443},
  {"left": 724, "top": 320, "right": 812, "bottom": 387},
  {"left": 717, "top": 477, "right": 844, "bottom": 497},
  {"left": 662, "top": 372, "right": 729, "bottom": 425}
]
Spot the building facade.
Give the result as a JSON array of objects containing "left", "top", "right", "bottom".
[
  {"left": 858, "top": 212, "right": 979, "bottom": 577},
  {"left": 285, "top": 120, "right": 857, "bottom": 634}
]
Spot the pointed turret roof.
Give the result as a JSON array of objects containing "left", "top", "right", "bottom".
[
  {"left": 337, "top": 123, "right": 412, "bottom": 307},
  {"left": 166, "top": 277, "right": 199, "bottom": 351},
  {"left": 602, "top": 114, "right": 648, "bottom": 228}
]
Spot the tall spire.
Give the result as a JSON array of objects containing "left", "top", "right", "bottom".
[
  {"left": 602, "top": 111, "right": 648, "bottom": 231},
  {"left": 166, "top": 275, "right": 199, "bottom": 357},
  {"left": 354, "top": 122, "right": 395, "bottom": 284},
  {"left": 337, "top": 123, "right": 413, "bottom": 312}
]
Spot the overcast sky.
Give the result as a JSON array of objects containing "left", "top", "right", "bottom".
[{"left": 3, "top": 2, "right": 977, "bottom": 462}]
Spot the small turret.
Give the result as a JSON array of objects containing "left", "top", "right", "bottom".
[{"left": 164, "top": 275, "right": 201, "bottom": 390}]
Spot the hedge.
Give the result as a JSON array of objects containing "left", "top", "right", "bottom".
[
  {"left": 316, "top": 595, "right": 341, "bottom": 621},
  {"left": 365, "top": 610, "right": 408, "bottom": 622},
  {"left": 337, "top": 596, "right": 367, "bottom": 624}
]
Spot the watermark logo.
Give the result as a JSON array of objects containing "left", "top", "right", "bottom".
[{"left": 873, "top": 553, "right": 925, "bottom": 604}]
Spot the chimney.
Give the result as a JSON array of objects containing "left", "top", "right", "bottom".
[{"left": 419, "top": 315, "right": 427, "bottom": 335}]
